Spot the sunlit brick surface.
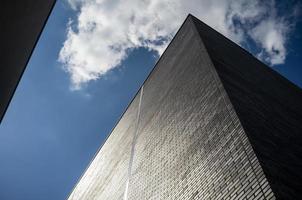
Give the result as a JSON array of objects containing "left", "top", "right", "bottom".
[
  {"left": 68, "top": 91, "right": 141, "bottom": 200},
  {"left": 66, "top": 16, "right": 292, "bottom": 200},
  {"left": 127, "top": 18, "right": 274, "bottom": 200}
]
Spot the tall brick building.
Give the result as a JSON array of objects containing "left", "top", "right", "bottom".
[{"left": 68, "top": 15, "right": 302, "bottom": 200}]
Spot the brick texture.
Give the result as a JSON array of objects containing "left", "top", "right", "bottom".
[
  {"left": 192, "top": 15, "right": 302, "bottom": 199},
  {"left": 65, "top": 15, "right": 302, "bottom": 200}
]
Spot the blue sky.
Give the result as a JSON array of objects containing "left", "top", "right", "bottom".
[{"left": 0, "top": 0, "right": 301, "bottom": 200}]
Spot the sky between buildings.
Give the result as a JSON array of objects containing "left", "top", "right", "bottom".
[{"left": 0, "top": 0, "right": 301, "bottom": 199}]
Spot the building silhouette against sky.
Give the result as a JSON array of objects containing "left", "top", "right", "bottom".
[
  {"left": 0, "top": 0, "right": 56, "bottom": 123},
  {"left": 68, "top": 15, "right": 302, "bottom": 200}
]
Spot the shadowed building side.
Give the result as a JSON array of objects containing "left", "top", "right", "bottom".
[
  {"left": 191, "top": 15, "right": 302, "bottom": 199},
  {"left": 0, "top": 0, "right": 56, "bottom": 123}
]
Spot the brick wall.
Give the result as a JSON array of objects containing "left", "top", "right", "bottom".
[{"left": 68, "top": 16, "right": 276, "bottom": 200}]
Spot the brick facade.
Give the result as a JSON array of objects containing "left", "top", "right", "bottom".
[{"left": 68, "top": 15, "right": 302, "bottom": 200}]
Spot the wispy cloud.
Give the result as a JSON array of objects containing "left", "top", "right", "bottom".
[{"left": 59, "top": 0, "right": 299, "bottom": 90}]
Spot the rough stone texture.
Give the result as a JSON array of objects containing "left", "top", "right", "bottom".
[
  {"left": 191, "top": 16, "right": 302, "bottom": 199},
  {"left": 0, "top": 0, "right": 56, "bottom": 122}
]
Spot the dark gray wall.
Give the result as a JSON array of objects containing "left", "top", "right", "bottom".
[
  {"left": 192, "top": 15, "right": 302, "bottom": 199},
  {"left": 0, "top": 0, "right": 56, "bottom": 122},
  {"left": 68, "top": 16, "right": 276, "bottom": 200}
]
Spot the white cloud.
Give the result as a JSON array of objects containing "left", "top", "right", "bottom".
[
  {"left": 59, "top": 0, "right": 298, "bottom": 89},
  {"left": 250, "top": 18, "right": 287, "bottom": 65}
]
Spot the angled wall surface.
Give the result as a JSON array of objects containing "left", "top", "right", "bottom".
[
  {"left": 191, "top": 16, "right": 302, "bottom": 199},
  {"left": 0, "top": 0, "right": 56, "bottom": 122},
  {"left": 68, "top": 15, "right": 302, "bottom": 200}
]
